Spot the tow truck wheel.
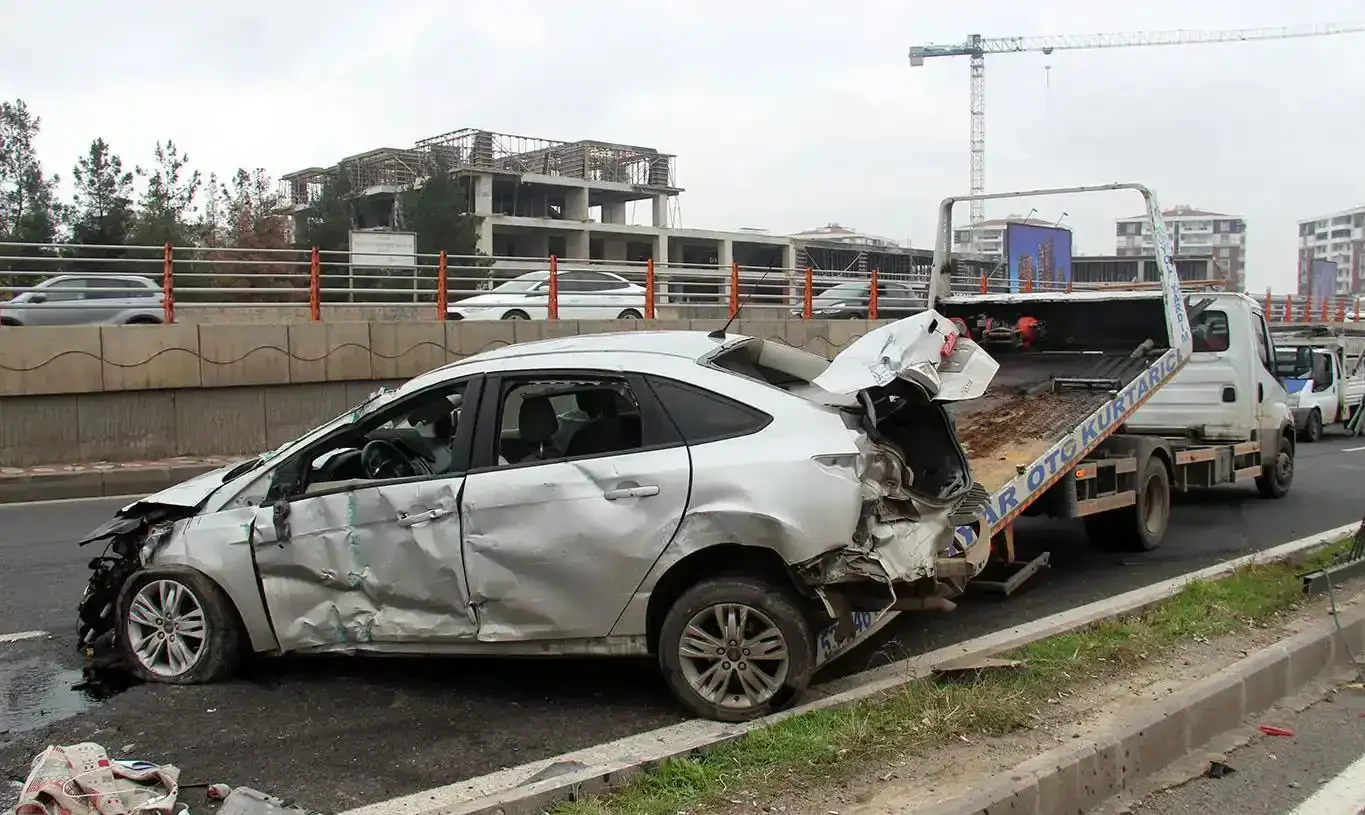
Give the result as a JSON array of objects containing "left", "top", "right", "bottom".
[
  {"left": 1256, "top": 435, "right": 1295, "bottom": 499},
  {"left": 116, "top": 568, "right": 243, "bottom": 685},
  {"left": 658, "top": 576, "right": 814, "bottom": 722},
  {"left": 1299, "top": 410, "right": 1323, "bottom": 443},
  {"left": 1084, "top": 456, "right": 1170, "bottom": 552}
]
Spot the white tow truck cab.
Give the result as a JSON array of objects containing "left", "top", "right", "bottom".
[
  {"left": 924, "top": 184, "right": 1296, "bottom": 593},
  {"left": 1268, "top": 328, "right": 1365, "bottom": 442}
]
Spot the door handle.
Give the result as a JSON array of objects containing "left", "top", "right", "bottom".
[
  {"left": 603, "top": 485, "right": 660, "bottom": 500},
  {"left": 1257, "top": 383, "right": 1264, "bottom": 403},
  {"left": 397, "top": 508, "right": 449, "bottom": 527}
]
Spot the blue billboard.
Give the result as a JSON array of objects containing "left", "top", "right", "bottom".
[
  {"left": 1310, "top": 259, "right": 1337, "bottom": 298},
  {"left": 1005, "top": 223, "right": 1072, "bottom": 293}
]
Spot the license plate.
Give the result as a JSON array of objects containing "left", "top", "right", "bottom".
[{"left": 815, "top": 609, "right": 881, "bottom": 665}]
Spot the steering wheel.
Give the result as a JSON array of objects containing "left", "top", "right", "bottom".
[{"left": 361, "top": 439, "right": 417, "bottom": 480}]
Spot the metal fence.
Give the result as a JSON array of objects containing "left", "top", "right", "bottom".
[{"left": 0, "top": 241, "right": 1360, "bottom": 326}]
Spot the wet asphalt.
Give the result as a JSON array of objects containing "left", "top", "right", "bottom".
[{"left": 1, "top": 435, "right": 1363, "bottom": 813}]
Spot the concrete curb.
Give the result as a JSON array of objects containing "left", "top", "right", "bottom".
[
  {"left": 0, "top": 463, "right": 223, "bottom": 504},
  {"left": 339, "top": 522, "right": 1360, "bottom": 815},
  {"left": 922, "top": 590, "right": 1365, "bottom": 814}
]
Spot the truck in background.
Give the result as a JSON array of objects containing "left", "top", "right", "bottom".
[
  {"left": 1270, "top": 326, "right": 1365, "bottom": 442},
  {"left": 922, "top": 183, "right": 1296, "bottom": 593}
]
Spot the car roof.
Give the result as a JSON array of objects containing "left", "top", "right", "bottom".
[
  {"left": 402, "top": 330, "right": 747, "bottom": 393},
  {"left": 45, "top": 273, "right": 156, "bottom": 286}
]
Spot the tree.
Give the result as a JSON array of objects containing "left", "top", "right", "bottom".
[
  {"left": 294, "top": 167, "right": 354, "bottom": 252},
  {"left": 205, "top": 169, "right": 293, "bottom": 300},
  {"left": 134, "top": 140, "right": 201, "bottom": 247},
  {"left": 0, "top": 100, "right": 61, "bottom": 291},
  {"left": 400, "top": 154, "right": 480, "bottom": 257},
  {"left": 197, "top": 172, "right": 224, "bottom": 248},
  {"left": 69, "top": 138, "right": 135, "bottom": 251}
]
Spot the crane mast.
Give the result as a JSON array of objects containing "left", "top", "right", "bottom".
[{"left": 910, "top": 23, "right": 1365, "bottom": 224}]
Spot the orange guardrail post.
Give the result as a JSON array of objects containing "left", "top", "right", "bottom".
[
  {"left": 728, "top": 262, "right": 740, "bottom": 319},
  {"left": 1066, "top": 273, "right": 1073, "bottom": 294},
  {"left": 1336, "top": 297, "right": 1347, "bottom": 323},
  {"left": 1356, "top": 297, "right": 1362, "bottom": 321},
  {"left": 869, "top": 269, "right": 879, "bottom": 320},
  {"left": 435, "top": 250, "right": 448, "bottom": 321},
  {"left": 979, "top": 273, "right": 987, "bottom": 294},
  {"left": 644, "top": 258, "right": 656, "bottom": 319},
  {"left": 803, "top": 267, "right": 813, "bottom": 319},
  {"left": 1283, "top": 295, "right": 1291, "bottom": 324},
  {"left": 1264, "top": 289, "right": 1272, "bottom": 319},
  {"left": 309, "top": 246, "right": 322, "bottom": 321},
  {"left": 161, "top": 243, "right": 175, "bottom": 324},
  {"left": 1321, "top": 297, "right": 1330, "bottom": 322},
  {"left": 548, "top": 255, "right": 560, "bottom": 320}
]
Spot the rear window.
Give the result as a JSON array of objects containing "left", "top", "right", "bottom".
[
  {"left": 646, "top": 376, "right": 771, "bottom": 444},
  {"left": 1191, "top": 309, "right": 1230, "bottom": 353}
]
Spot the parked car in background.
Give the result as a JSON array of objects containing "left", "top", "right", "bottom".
[
  {"left": 788, "top": 279, "right": 924, "bottom": 320},
  {"left": 449, "top": 269, "right": 646, "bottom": 321},
  {"left": 0, "top": 274, "right": 164, "bottom": 326}
]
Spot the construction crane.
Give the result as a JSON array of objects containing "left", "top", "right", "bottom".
[{"left": 909, "top": 23, "right": 1365, "bottom": 223}]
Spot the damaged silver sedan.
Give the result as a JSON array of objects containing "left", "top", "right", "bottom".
[{"left": 77, "top": 315, "right": 997, "bottom": 721}]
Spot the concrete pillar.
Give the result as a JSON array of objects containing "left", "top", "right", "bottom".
[
  {"left": 653, "top": 233, "right": 669, "bottom": 264},
  {"left": 652, "top": 194, "right": 670, "bottom": 228},
  {"left": 782, "top": 243, "right": 799, "bottom": 308},
  {"left": 566, "top": 187, "right": 589, "bottom": 221},
  {"left": 602, "top": 200, "right": 628, "bottom": 225},
  {"left": 567, "top": 229, "right": 589, "bottom": 259},
  {"left": 781, "top": 242, "right": 796, "bottom": 271},
  {"left": 653, "top": 233, "right": 670, "bottom": 304},
  {"left": 473, "top": 174, "right": 494, "bottom": 216},
  {"left": 476, "top": 218, "right": 494, "bottom": 256},
  {"left": 719, "top": 239, "right": 734, "bottom": 270}
]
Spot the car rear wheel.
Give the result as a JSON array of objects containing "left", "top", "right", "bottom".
[
  {"left": 116, "top": 568, "right": 243, "bottom": 684},
  {"left": 1085, "top": 456, "right": 1169, "bottom": 551},
  {"left": 617, "top": 309, "right": 643, "bottom": 319},
  {"left": 500, "top": 310, "right": 530, "bottom": 320},
  {"left": 1256, "top": 435, "right": 1295, "bottom": 499},
  {"left": 1299, "top": 410, "right": 1323, "bottom": 443},
  {"left": 658, "top": 576, "right": 814, "bottom": 722}
]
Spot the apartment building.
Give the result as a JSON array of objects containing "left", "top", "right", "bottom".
[
  {"left": 950, "top": 216, "right": 1060, "bottom": 260},
  {"left": 1114, "top": 206, "right": 1246, "bottom": 290},
  {"left": 1296, "top": 206, "right": 1365, "bottom": 295}
]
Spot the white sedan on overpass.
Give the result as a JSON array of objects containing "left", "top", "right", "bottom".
[{"left": 449, "top": 269, "right": 647, "bottom": 321}]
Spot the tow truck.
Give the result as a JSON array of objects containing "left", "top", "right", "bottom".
[{"left": 1270, "top": 325, "right": 1365, "bottom": 441}]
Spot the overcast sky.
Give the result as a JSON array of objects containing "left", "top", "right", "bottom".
[{"left": 6, "top": 0, "right": 1365, "bottom": 290}]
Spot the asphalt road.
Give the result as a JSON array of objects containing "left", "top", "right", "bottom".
[
  {"left": 1125, "top": 688, "right": 1365, "bottom": 814},
  {"left": 2, "top": 435, "right": 1363, "bottom": 813}
]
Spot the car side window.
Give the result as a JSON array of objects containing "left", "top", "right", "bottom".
[
  {"left": 646, "top": 375, "right": 772, "bottom": 444},
  {"left": 491, "top": 375, "right": 649, "bottom": 467},
  {"left": 556, "top": 272, "right": 592, "bottom": 293},
  {"left": 580, "top": 272, "right": 625, "bottom": 291},
  {"left": 41, "top": 278, "right": 88, "bottom": 302},
  {"left": 1191, "top": 309, "right": 1230, "bottom": 353},
  {"left": 87, "top": 278, "right": 144, "bottom": 299}
]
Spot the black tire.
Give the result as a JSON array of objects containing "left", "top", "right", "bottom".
[
  {"left": 657, "top": 576, "right": 814, "bottom": 722},
  {"left": 1256, "top": 434, "right": 1295, "bottom": 499},
  {"left": 500, "top": 310, "right": 530, "bottom": 320},
  {"left": 124, "top": 316, "right": 162, "bottom": 325},
  {"left": 1084, "top": 456, "right": 1170, "bottom": 552},
  {"left": 617, "top": 309, "right": 643, "bottom": 320},
  {"left": 115, "top": 568, "right": 244, "bottom": 685},
  {"left": 0, "top": 318, "right": 20, "bottom": 327},
  {"left": 1299, "top": 410, "right": 1323, "bottom": 443}
]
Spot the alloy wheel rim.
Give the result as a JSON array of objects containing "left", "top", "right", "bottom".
[
  {"left": 678, "top": 603, "right": 789, "bottom": 710},
  {"left": 127, "top": 579, "right": 208, "bottom": 678}
]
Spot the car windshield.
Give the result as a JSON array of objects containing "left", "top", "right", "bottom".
[
  {"left": 813, "top": 282, "right": 868, "bottom": 307},
  {"left": 490, "top": 276, "right": 546, "bottom": 293}
]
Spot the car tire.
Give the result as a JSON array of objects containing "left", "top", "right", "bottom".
[
  {"left": 617, "top": 309, "right": 643, "bottom": 319},
  {"left": 657, "top": 576, "right": 814, "bottom": 722},
  {"left": 116, "top": 568, "right": 243, "bottom": 685},
  {"left": 500, "top": 310, "right": 530, "bottom": 320},
  {"left": 1299, "top": 410, "right": 1323, "bottom": 443},
  {"left": 1084, "top": 456, "right": 1169, "bottom": 552},
  {"left": 1255, "top": 434, "right": 1294, "bottom": 499},
  {"left": 0, "top": 318, "right": 20, "bottom": 327}
]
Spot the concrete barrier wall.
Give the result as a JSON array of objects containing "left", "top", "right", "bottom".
[{"left": 0, "top": 319, "right": 882, "bottom": 467}]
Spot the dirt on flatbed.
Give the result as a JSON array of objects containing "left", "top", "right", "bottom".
[{"left": 952, "top": 389, "right": 1107, "bottom": 492}]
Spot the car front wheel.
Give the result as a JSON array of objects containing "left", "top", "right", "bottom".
[
  {"left": 116, "top": 568, "right": 243, "bottom": 684},
  {"left": 658, "top": 576, "right": 814, "bottom": 722}
]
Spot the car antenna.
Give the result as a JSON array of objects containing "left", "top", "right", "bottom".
[{"left": 709, "top": 262, "right": 778, "bottom": 339}]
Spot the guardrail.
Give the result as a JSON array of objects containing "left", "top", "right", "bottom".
[{"left": 0, "top": 241, "right": 1360, "bottom": 326}]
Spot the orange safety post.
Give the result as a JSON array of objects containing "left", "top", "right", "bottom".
[
  {"left": 309, "top": 246, "right": 322, "bottom": 321},
  {"left": 803, "top": 267, "right": 813, "bottom": 319},
  {"left": 161, "top": 243, "right": 175, "bottom": 324},
  {"left": 548, "top": 255, "right": 560, "bottom": 320},
  {"left": 1022, "top": 269, "right": 1034, "bottom": 294},
  {"left": 868, "top": 269, "right": 879, "bottom": 320},
  {"left": 1336, "top": 297, "right": 1347, "bottom": 324},
  {"left": 1322, "top": 297, "right": 1331, "bottom": 323},
  {"left": 979, "top": 273, "right": 987, "bottom": 294},
  {"left": 1066, "top": 273, "right": 1073, "bottom": 294},
  {"left": 435, "top": 250, "right": 448, "bottom": 321},
  {"left": 644, "top": 258, "right": 656, "bottom": 319},
  {"left": 728, "top": 262, "right": 740, "bottom": 319},
  {"left": 1264, "top": 289, "right": 1272, "bottom": 320}
]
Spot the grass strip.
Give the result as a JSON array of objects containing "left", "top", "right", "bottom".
[{"left": 557, "top": 539, "right": 1353, "bottom": 815}]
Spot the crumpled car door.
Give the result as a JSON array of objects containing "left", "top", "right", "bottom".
[
  {"left": 812, "top": 309, "right": 998, "bottom": 402},
  {"left": 252, "top": 477, "right": 477, "bottom": 651}
]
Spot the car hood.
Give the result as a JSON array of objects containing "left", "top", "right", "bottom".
[
  {"left": 116, "top": 461, "right": 244, "bottom": 513},
  {"left": 812, "top": 309, "right": 998, "bottom": 402}
]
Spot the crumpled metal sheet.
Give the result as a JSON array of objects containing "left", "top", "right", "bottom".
[
  {"left": 461, "top": 449, "right": 691, "bottom": 641},
  {"left": 813, "top": 309, "right": 998, "bottom": 402},
  {"left": 252, "top": 479, "right": 476, "bottom": 651}
]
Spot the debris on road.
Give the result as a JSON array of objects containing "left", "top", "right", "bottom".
[
  {"left": 1258, "top": 724, "right": 1295, "bottom": 737},
  {"left": 13, "top": 742, "right": 179, "bottom": 814},
  {"left": 1205, "top": 760, "right": 1237, "bottom": 778},
  {"left": 217, "top": 786, "right": 321, "bottom": 815},
  {"left": 206, "top": 783, "right": 233, "bottom": 800},
  {"left": 931, "top": 656, "right": 1025, "bottom": 676}
]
